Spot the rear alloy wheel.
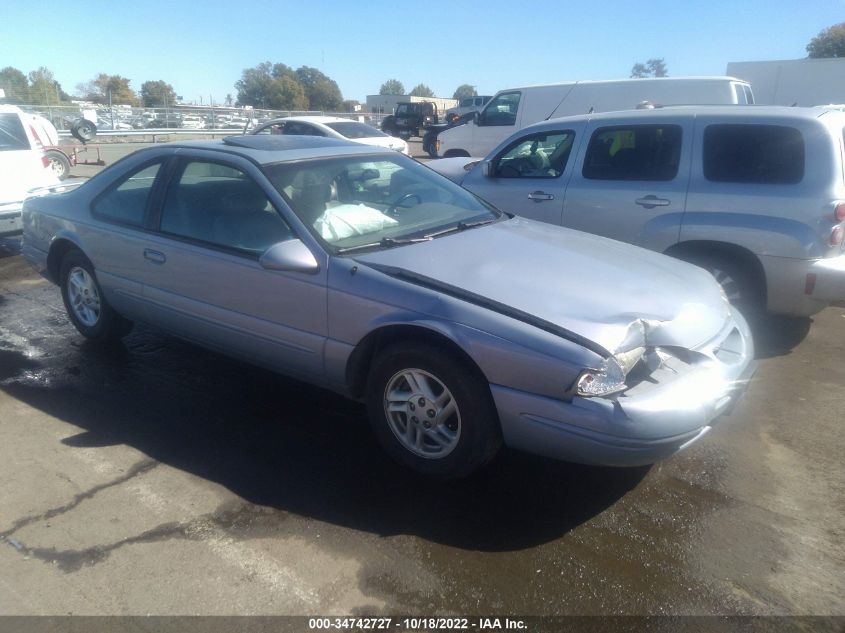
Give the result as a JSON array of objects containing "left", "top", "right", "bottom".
[
  {"left": 59, "top": 250, "right": 133, "bottom": 341},
  {"left": 366, "top": 342, "right": 501, "bottom": 478},
  {"left": 45, "top": 150, "right": 70, "bottom": 180},
  {"left": 683, "top": 253, "right": 764, "bottom": 318}
]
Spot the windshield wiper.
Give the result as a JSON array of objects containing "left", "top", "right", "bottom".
[
  {"left": 424, "top": 218, "right": 498, "bottom": 239},
  {"left": 335, "top": 236, "right": 432, "bottom": 254}
]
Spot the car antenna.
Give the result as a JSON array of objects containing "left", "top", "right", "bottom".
[{"left": 543, "top": 82, "right": 579, "bottom": 121}]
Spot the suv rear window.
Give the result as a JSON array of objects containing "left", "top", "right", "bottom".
[
  {"left": 583, "top": 125, "right": 682, "bottom": 181},
  {"left": 703, "top": 124, "right": 804, "bottom": 184},
  {"left": 0, "top": 113, "right": 29, "bottom": 151}
]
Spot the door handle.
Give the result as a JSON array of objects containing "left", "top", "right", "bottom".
[
  {"left": 143, "top": 249, "right": 166, "bottom": 264},
  {"left": 527, "top": 191, "right": 555, "bottom": 202},
  {"left": 635, "top": 195, "right": 671, "bottom": 209}
]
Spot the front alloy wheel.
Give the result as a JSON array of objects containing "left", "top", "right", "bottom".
[
  {"left": 384, "top": 368, "right": 461, "bottom": 459},
  {"left": 367, "top": 342, "right": 501, "bottom": 478}
]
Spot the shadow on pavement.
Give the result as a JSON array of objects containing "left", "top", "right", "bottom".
[
  {"left": 0, "top": 236, "right": 22, "bottom": 259},
  {"left": 1, "top": 324, "right": 648, "bottom": 552},
  {"left": 751, "top": 314, "right": 813, "bottom": 359}
]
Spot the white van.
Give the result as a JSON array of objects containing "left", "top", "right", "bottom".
[{"left": 435, "top": 76, "right": 754, "bottom": 158}]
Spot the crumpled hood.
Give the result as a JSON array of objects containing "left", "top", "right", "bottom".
[{"left": 356, "top": 217, "right": 732, "bottom": 353}]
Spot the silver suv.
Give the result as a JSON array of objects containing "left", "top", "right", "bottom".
[{"left": 431, "top": 106, "right": 845, "bottom": 317}]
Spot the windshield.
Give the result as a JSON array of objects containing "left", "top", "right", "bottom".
[
  {"left": 396, "top": 104, "right": 414, "bottom": 115},
  {"left": 325, "top": 121, "right": 387, "bottom": 139},
  {"left": 263, "top": 154, "right": 500, "bottom": 253}
]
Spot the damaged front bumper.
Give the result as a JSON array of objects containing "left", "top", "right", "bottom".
[{"left": 491, "top": 309, "right": 757, "bottom": 467}]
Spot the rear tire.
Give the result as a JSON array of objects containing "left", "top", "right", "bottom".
[
  {"left": 59, "top": 250, "right": 133, "bottom": 341},
  {"left": 682, "top": 253, "right": 765, "bottom": 318},
  {"left": 366, "top": 342, "right": 501, "bottom": 478},
  {"left": 45, "top": 150, "right": 70, "bottom": 180}
]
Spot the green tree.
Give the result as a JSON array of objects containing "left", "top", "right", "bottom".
[
  {"left": 807, "top": 22, "right": 845, "bottom": 58},
  {"left": 27, "top": 67, "right": 68, "bottom": 105},
  {"left": 409, "top": 83, "right": 435, "bottom": 98},
  {"left": 379, "top": 79, "right": 405, "bottom": 95},
  {"left": 453, "top": 84, "right": 477, "bottom": 100},
  {"left": 78, "top": 73, "right": 138, "bottom": 105},
  {"left": 295, "top": 66, "right": 343, "bottom": 111},
  {"left": 140, "top": 80, "right": 176, "bottom": 107},
  {"left": 630, "top": 58, "right": 668, "bottom": 78},
  {"left": 235, "top": 62, "right": 311, "bottom": 110},
  {"left": 0, "top": 66, "right": 31, "bottom": 103}
]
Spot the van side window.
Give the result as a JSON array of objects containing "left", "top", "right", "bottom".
[
  {"left": 703, "top": 124, "right": 804, "bottom": 184},
  {"left": 494, "top": 131, "right": 576, "bottom": 178},
  {"left": 0, "top": 113, "right": 29, "bottom": 151},
  {"left": 479, "top": 92, "right": 521, "bottom": 127},
  {"left": 92, "top": 162, "right": 162, "bottom": 227},
  {"left": 583, "top": 125, "right": 682, "bottom": 181}
]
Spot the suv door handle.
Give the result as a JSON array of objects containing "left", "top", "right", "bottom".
[
  {"left": 635, "top": 195, "right": 671, "bottom": 209},
  {"left": 528, "top": 191, "right": 555, "bottom": 202},
  {"left": 143, "top": 249, "right": 166, "bottom": 264}
]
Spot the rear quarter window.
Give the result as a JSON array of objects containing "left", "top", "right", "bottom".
[
  {"left": 0, "top": 113, "right": 29, "bottom": 151},
  {"left": 703, "top": 124, "right": 804, "bottom": 184}
]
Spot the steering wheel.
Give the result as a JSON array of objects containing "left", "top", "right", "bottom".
[{"left": 387, "top": 193, "right": 422, "bottom": 216}]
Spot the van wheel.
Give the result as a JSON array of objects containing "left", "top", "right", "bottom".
[
  {"left": 59, "top": 250, "right": 133, "bottom": 341},
  {"left": 366, "top": 342, "right": 501, "bottom": 479}
]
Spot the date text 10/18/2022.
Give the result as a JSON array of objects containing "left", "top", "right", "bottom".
[{"left": 308, "top": 617, "right": 527, "bottom": 630}]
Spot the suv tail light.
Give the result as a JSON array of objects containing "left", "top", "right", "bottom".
[
  {"left": 835, "top": 202, "right": 845, "bottom": 222},
  {"left": 41, "top": 154, "right": 50, "bottom": 169},
  {"left": 28, "top": 124, "right": 44, "bottom": 150}
]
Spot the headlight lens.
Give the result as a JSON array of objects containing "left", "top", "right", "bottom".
[{"left": 576, "top": 347, "right": 645, "bottom": 397}]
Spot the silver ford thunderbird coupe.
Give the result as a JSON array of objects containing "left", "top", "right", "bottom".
[{"left": 22, "top": 135, "right": 755, "bottom": 477}]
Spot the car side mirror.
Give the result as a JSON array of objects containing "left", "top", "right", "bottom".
[
  {"left": 473, "top": 111, "right": 480, "bottom": 126},
  {"left": 481, "top": 160, "right": 493, "bottom": 177},
  {"left": 259, "top": 239, "right": 320, "bottom": 274}
]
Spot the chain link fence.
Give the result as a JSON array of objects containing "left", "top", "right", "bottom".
[{"left": 15, "top": 104, "right": 388, "bottom": 133}]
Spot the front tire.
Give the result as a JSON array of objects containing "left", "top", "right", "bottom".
[
  {"left": 366, "top": 342, "right": 501, "bottom": 478},
  {"left": 59, "top": 250, "right": 133, "bottom": 341}
]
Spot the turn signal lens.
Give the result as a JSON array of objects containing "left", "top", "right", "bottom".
[{"left": 831, "top": 225, "right": 844, "bottom": 246}]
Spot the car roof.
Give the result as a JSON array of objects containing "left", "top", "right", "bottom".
[
  {"left": 264, "top": 115, "right": 355, "bottom": 125},
  {"left": 526, "top": 104, "right": 845, "bottom": 130},
  {"left": 159, "top": 135, "right": 390, "bottom": 163}
]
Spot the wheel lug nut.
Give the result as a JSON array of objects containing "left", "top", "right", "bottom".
[
  {"left": 411, "top": 416, "right": 418, "bottom": 423},
  {"left": 409, "top": 403, "right": 415, "bottom": 411},
  {"left": 427, "top": 409, "right": 435, "bottom": 418},
  {"left": 423, "top": 421, "right": 431, "bottom": 429},
  {"left": 418, "top": 397, "right": 425, "bottom": 406}
]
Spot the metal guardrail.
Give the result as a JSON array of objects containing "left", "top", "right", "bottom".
[{"left": 56, "top": 128, "right": 256, "bottom": 138}]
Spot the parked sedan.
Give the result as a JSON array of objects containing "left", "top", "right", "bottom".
[
  {"left": 251, "top": 115, "right": 409, "bottom": 155},
  {"left": 22, "top": 135, "right": 754, "bottom": 477}
]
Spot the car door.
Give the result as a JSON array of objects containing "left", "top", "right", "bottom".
[
  {"left": 562, "top": 116, "right": 692, "bottom": 251},
  {"left": 138, "top": 151, "right": 329, "bottom": 380},
  {"left": 461, "top": 126, "right": 582, "bottom": 223}
]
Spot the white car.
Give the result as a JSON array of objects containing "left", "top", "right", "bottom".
[
  {"left": 0, "top": 105, "right": 60, "bottom": 236},
  {"left": 251, "top": 115, "right": 409, "bottom": 155},
  {"left": 181, "top": 115, "right": 207, "bottom": 130}
]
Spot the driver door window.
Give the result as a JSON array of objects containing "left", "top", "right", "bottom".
[
  {"left": 479, "top": 92, "right": 521, "bottom": 127},
  {"left": 159, "top": 160, "right": 293, "bottom": 255},
  {"left": 494, "top": 131, "right": 576, "bottom": 178}
]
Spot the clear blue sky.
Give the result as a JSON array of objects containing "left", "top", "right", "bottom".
[{"left": 2, "top": 0, "right": 843, "bottom": 104}]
